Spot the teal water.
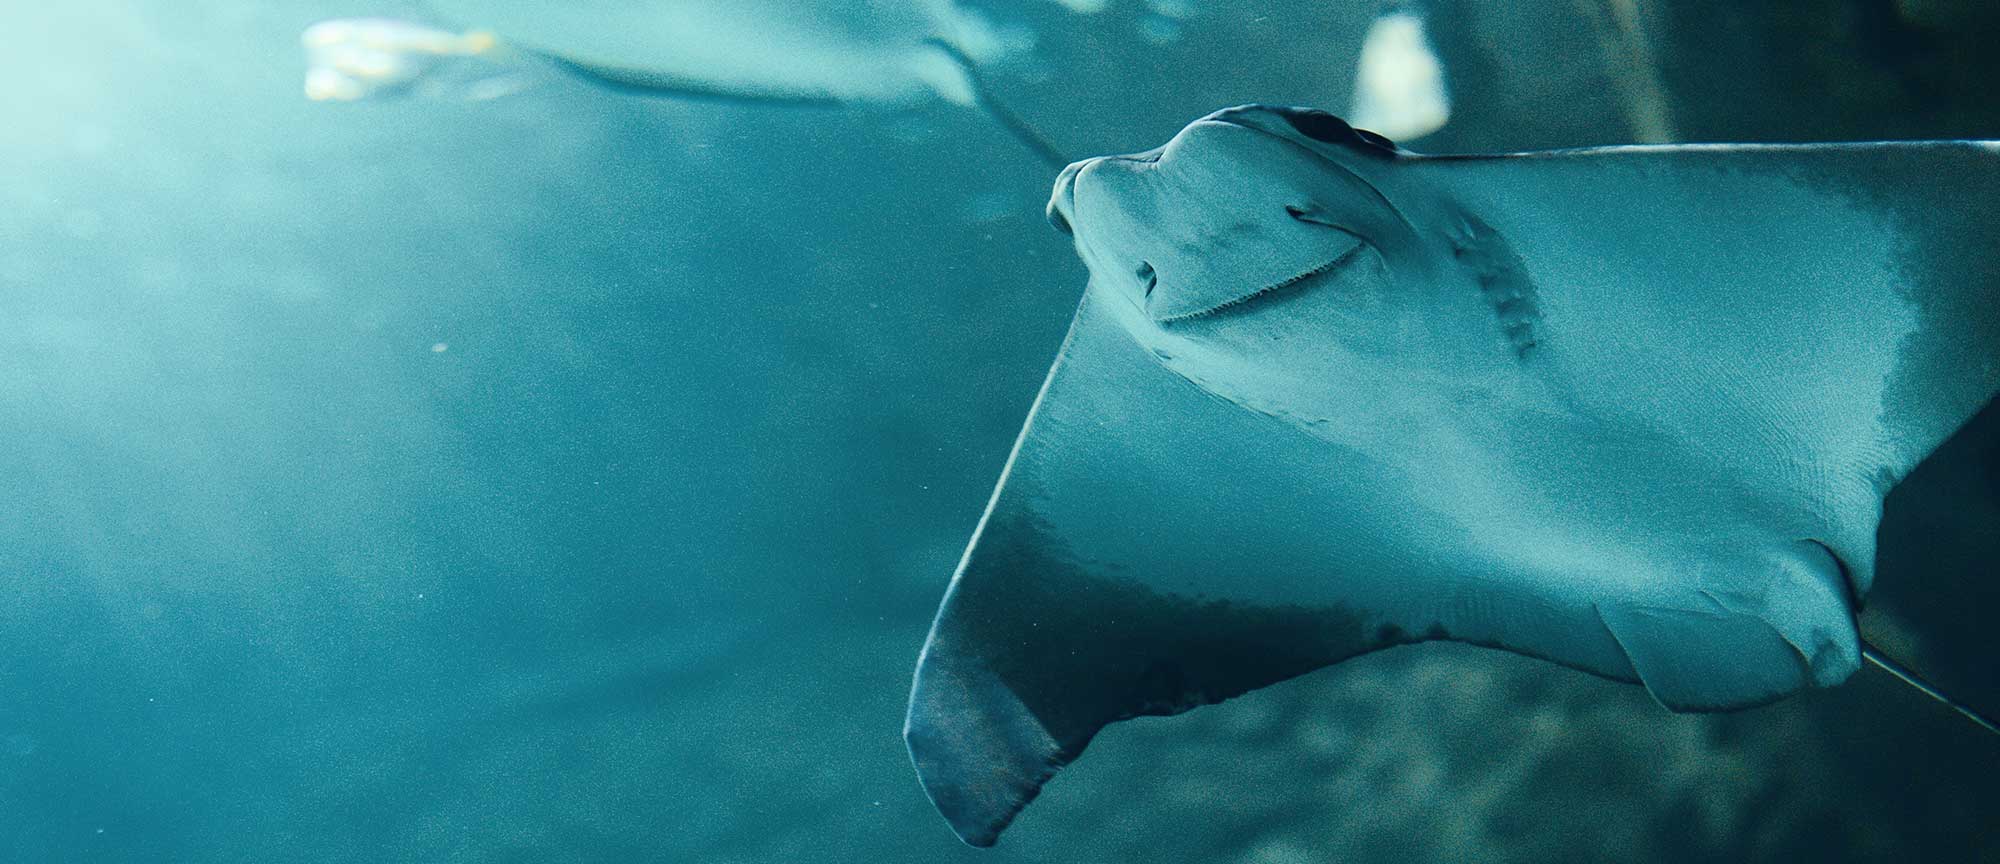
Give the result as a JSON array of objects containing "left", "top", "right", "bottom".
[{"left": 2, "top": 2, "right": 1995, "bottom": 861}]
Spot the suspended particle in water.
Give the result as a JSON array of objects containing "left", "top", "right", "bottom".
[{"left": 1138, "top": 14, "right": 1184, "bottom": 44}]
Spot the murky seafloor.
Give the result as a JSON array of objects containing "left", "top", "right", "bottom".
[{"left": 1, "top": 2, "right": 1995, "bottom": 861}]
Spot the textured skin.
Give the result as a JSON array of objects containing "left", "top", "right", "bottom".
[{"left": 907, "top": 106, "right": 2000, "bottom": 846}]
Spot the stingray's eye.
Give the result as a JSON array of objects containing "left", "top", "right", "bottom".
[
  {"left": 1241, "top": 107, "right": 1400, "bottom": 155},
  {"left": 1282, "top": 109, "right": 1357, "bottom": 144}
]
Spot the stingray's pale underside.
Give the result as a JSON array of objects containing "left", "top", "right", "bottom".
[{"left": 906, "top": 106, "right": 2000, "bottom": 846}]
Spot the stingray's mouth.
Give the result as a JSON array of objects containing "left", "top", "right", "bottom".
[{"left": 1153, "top": 244, "right": 1365, "bottom": 325}]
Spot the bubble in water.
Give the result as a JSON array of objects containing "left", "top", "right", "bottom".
[
  {"left": 1138, "top": 14, "right": 1184, "bottom": 45},
  {"left": 959, "top": 190, "right": 1020, "bottom": 224}
]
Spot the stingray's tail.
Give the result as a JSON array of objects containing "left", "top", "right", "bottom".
[
  {"left": 1570, "top": 0, "right": 1677, "bottom": 143},
  {"left": 925, "top": 40, "right": 1072, "bottom": 172},
  {"left": 1860, "top": 638, "right": 2000, "bottom": 737}
]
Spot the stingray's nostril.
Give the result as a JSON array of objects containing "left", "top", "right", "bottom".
[
  {"left": 1286, "top": 203, "right": 1339, "bottom": 228},
  {"left": 1136, "top": 261, "right": 1157, "bottom": 297}
]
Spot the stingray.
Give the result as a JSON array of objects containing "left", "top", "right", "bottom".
[
  {"left": 904, "top": 104, "right": 2000, "bottom": 846},
  {"left": 303, "top": 1, "right": 1068, "bottom": 167}
]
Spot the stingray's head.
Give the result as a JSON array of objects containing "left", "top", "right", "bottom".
[
  {"left": 302, "top": 18, "right": 496, "bottom": 102},
  {"left": 1047, "top": 105, "right": 1543, "bottom": 446}
]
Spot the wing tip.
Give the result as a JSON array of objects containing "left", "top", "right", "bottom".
[
  {"left": 1596, "top": 600, "right": 1856, "bottom": 713},
  {"left": 904, "top": 644, "right": 1068, "bottom": 847}
]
